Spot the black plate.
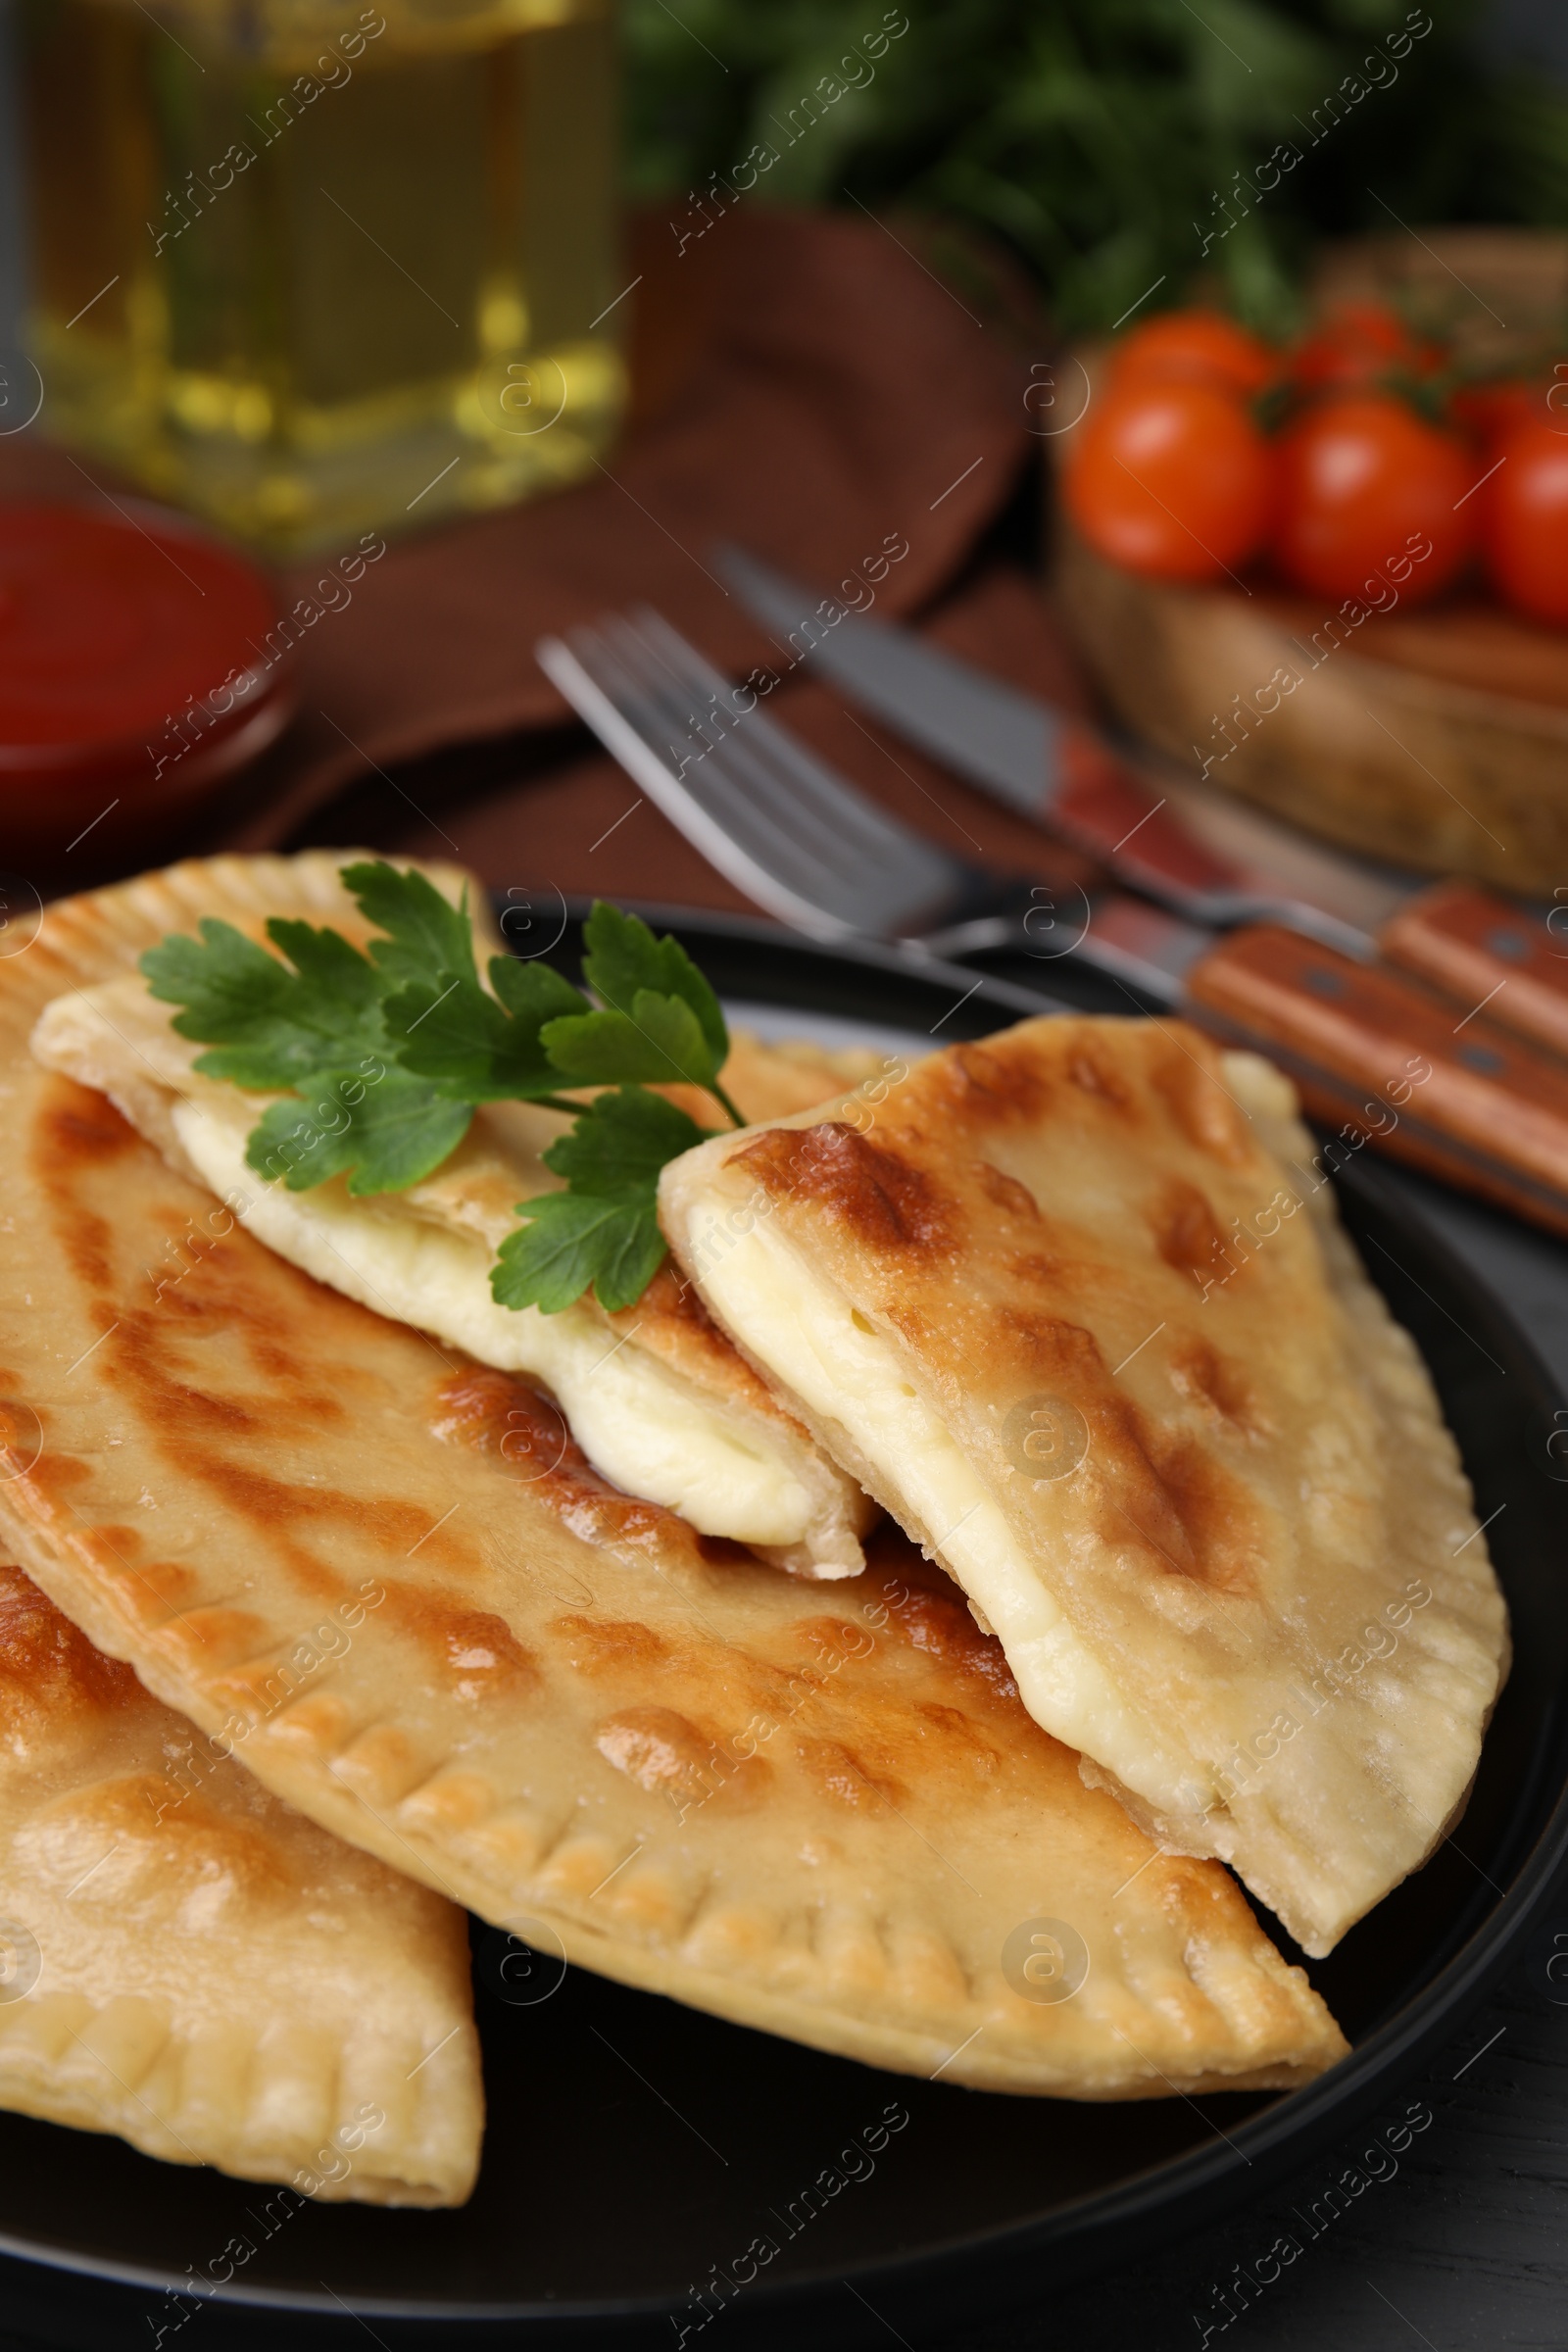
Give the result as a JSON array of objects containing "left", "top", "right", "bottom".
[{"left": 5, "top": 911, "right": 1567, "bottom": 2352}]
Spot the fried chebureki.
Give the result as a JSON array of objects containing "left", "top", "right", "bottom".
[
  {"left": 659, "top": 1016, "right": 1509, "bottom": 1960},
  {"left": 0, "top": 1562, "right": 479, "bottom": 2201},
  {"left": 28, "top": 854, "right": 871, "bottom": 1579},
  {"left": 0, "top": 935, "right": 1343, "bottom": 2091}
]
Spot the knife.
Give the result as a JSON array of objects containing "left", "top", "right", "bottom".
[
  {"left": 538, "top": 604, "right": 1568, "bottom": 1245},
  {"left": 715, "top": 543, "right": 1568, "bottom": 1063}
]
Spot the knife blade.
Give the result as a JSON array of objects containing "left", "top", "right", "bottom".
[
  {"left": 716, "top": 542, "right": 1568, "bottom": 1064},
  {"left": 714, "top": 541, "right": 1369, "bottom": 942}
]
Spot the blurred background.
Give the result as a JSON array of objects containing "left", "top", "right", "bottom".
[
  {"left": 0, "top": 0, "right": 1565, "bottom": 902},
  {"left": 4, "top": 0, "right": 1568, "bottom": 354}
]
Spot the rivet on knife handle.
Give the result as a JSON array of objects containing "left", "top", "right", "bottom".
[
  {"left": 1182, "top": 924, "right": 1568, "bottom": 1242},
  {"left": 1380, "top": 880, "right": 1568, "bottom": 1063}
]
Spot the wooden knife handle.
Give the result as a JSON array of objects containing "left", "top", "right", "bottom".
[
  {"left": 1051, "top": 730, "right": 1239, "bottom": 897},
  {"left": 1184, "top": 923, "right": 1568, "bottom": 1240},
  {"left": 1380, "top": 880, "right": 1568, "bottom": 1061}
]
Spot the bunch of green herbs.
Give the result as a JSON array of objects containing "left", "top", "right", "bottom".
[{"left": 624, "top": 0, "right": 1568, "bottom": 336}]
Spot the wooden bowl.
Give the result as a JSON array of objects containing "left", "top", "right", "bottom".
[
  {"left": 1051, "top": 229, "right": 1568, "bottom": 895},
  {"left": 1053, "top": 534, "right": 1568, "bottom": 892}
]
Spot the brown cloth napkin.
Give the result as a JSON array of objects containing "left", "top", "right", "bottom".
[
  {"left": 4, "top": 206, "right": 1095, "bottom": 906},
  {"left": 243, "top": 206, "right": 1042, "bottom": 853}
]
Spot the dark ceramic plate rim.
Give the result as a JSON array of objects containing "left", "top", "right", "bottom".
[{"left": 4, "top": 906, "right": 1565, "bottom": 2341}]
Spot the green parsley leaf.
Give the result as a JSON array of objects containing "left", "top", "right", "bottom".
[
  {"left": 491, "top": 955, "right": 588, "bottom": 1027},
  {"left": 581, "top": 901, "right": 727, "bottom": 1067},
  {"left": 490, "top": 1092, "right": 709, "bottom": 1314},
  {"left": 245, "top": 1068, "right": 472, "bottom": 1196},
  {"left": 541, "top": 1083, "right": 709, "bottom": 1190},
  {"left": 340, "top": 859, "right": 477, "bottom": 992},
  {"left": 541, "top": 903, "right": 743, "bottom": 1121},
  {"left": 141, "top": 871, "right": 738, "bottom": 1316},
  {"left": 140, "top": 916, "right": 386, "bottom": 1090},
  {"left": 384, "top": 958, "right": 588, "bottom": 1102},
  {"left": 540, "top": 990, "right": 720, "bottom": 1092},
  {"left": 491, "top": 1188, "right": 668, "bottom": 1315},
  {"left": 140, "top": 919, "right": 290, "bottom": 1044}
]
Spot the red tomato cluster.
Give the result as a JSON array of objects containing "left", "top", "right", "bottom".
[{"left": 1061, "top": 303, "right": 1568, "bottom": 627}]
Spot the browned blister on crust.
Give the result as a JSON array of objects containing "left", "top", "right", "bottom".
[
  {"left": 0, "top": 1562, "right": 480, "bottom": 2201},
  {"left": 0, "top": 876, "right": 1344, "bottom": 2094},
  {"left": 660, "top": 1016, "right": 1509, "bottom": 1958}
]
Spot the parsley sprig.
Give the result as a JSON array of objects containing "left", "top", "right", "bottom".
[{"left": 139, "top": 864, "right": 744, "bottom": 1314}]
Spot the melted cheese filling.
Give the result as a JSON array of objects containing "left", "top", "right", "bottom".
[
  {"left": 172, "top": 1100, "right": 813, "bottom": 1547},
  {"left": 695, "top": 1209, "right": 1212, "bottom": 1815}
]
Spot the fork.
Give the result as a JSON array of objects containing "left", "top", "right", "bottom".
[
  {"left": 534, "top": 607, "right": 1112, "bottom": 969},
  {"left": 533, "top": 606, "right": 1568, "bottom": 1242}
]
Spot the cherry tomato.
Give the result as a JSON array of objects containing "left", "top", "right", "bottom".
[
  {"left": 1478, "top": 417, "right": 1568, "bottom": 626},
  {"left": 1288, "top": 301, "right": 1444, "bottom": 395},
  {"left": 1272, "top": 394, "right": 1475, "bottom": 604},
  {"left": 1064, "top": 379, "right": 1273, "bottom": 584},
  {"left": 1110, "top": 308, "right": 1279, "bottom": 400},
  {"left": 1450, "top": 377, "right": 1541, "bottom": 448}
]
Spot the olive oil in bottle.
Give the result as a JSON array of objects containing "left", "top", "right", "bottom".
[{"left": 20, "top": 0, "right": 625, "bottom": 553}]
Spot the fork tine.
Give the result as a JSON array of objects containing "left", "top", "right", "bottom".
[
  {"left": 537, "top": 628, "right": 866, "bottom": 936},
  {"left": 566, "top": 624, "right": 877, "bottom": 910},
  {"left": 537, "top": 611, "right": 962, "bottom": 939},
  {"left": 598, "top": 613, "right": 877, "bottom": 861},
  {"left": 592, "top": 615, "right": 962, "bottom": 928},
  {"left": 628, "top": 610, "right": 920, "bottom": 863},
  {"left": 599, "top": 623, "right": 957, "bottom": 929},
  {"left": 603, "top": 616, "right": 873, "bottom": 857}
]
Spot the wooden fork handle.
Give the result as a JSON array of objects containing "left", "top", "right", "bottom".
[
  {"left": 1184, "top": 923, "right": 1568, "bottom": 1240},
  {"left": 1380, "top": 880, "right": 1568, "bottom": 1061}
]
